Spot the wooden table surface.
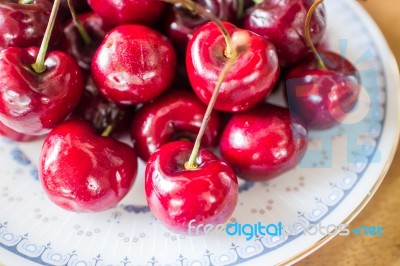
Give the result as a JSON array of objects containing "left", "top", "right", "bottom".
[{"left": 297, "top": 1, "right": 400, "bottom": 265}]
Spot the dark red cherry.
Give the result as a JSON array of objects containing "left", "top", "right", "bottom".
[
  {"left": 220, "top": 103, "right": 308, "bottom": 181},
  {"left": 92, "top": 24, "right": 177, "bottom": 105},
  {"left": 0, "top": 0, "right": 61, "bottom": 50},
  {"left": 39, "top": 120, "right": 138, "bottom": 212},
  {"left": 0, "top": 47, "right": 83, "bottom": 135},
  {"left": 145, "top": 140, "right": 238, "bottom": 233},
  {"left": 0, "top": 121, "right": 36, "bottom": 142},
  {"left": 285, "top": 51, "right": 361, "bottom": 129},
  {"left": 243, "top": 0, "right": 326, "bottom": 67},
  {"left": 61, "top": 12, "right": 112, "bottom": 70},
  {"left": 72, "top": 76, "right": 134, "bottom": 136},
  {"left": 87, "top": 0, "right": 166, "bottom": 26},
  {"left": 58, "top": 0, "right": 90, "bottom": 22},
  {"left": 131, "top": 90, "right": 221, "bottom": 161},
  {"left": 164, "top": 0, "right": 238, "bottom": 54},
  {"left": 186, "top": 21, "right": 280, "bottom": 112}
]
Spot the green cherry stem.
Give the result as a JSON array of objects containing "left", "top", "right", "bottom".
[
  {"left": 162, "top": 0, "right": 233, "bottom": 58},
  {"left": 237, "top": 0, "right": 245, "bottom": 20},
  {"left": 31, "top": 0, "right": 61, "bottom": 74},
  {"left": 67, "top": 0, "right": 92, "bottom": 45},
  {"left": 185, "top": 31, "right": 249, "bottom": 170},
  {"left": 304, "top": 0, "right": 327, "bottom": 70}
]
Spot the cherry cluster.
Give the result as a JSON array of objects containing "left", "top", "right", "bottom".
[{"left": 0, "top": 0, "right": 361, "bottom": 234}]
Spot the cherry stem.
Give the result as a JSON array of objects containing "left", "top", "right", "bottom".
[
  {"left": 67, "top": 0, "right": 92, "bottom": 45},
  {"left": 100, "top": 109, "right": 125, "bottom": 137},
  {"left": 31, "top": 0, "right": 61, "bottom": 74},
  {"left": 304, "top": 0, "right": 327, "bottom": 70},
  {"left": 237, "top": 0, "right": 244, "bottom": 20},
  {"left": 163, "top": 0, "right": 233, "bottom": 57},
  {"left": 185, "top": 31, "right": 249, "bottom": 170},
  {"left": 101, "top": 125, "right": 114, "bottom": 137}
]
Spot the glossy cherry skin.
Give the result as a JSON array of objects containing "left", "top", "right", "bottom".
[
  {"left": 0, "top": 121, "right": 36, "bottom": 142},
  {"left": 186, "top": 21, "right": 280, "bottom": 112},
  {"left": 243, "top": 0, "right": 326, "bottom": 67},
  {"left": 61, "top": 12, "right": 112, "bottom": 70},
  {"left": 0, "top": 47, "right": 83, "bottom": 135},
  {"left": 131, "top": 90, "right": 221, "bottom": 161},
  {"left": 0, "top": 0, "right": 61, "bottom": 50},
  {"left": 285, "top": 51, "right": 361, "bottom": 129},
  {"left": 164, "top": 0, "right": 239, "bottom": 54},
  {"left": 39, "top": 120, "right": 138, "bottom": 212},
  {"left": 145, "top": 140, "right": 238, "bottom": 233},
  {"left": 220, "top": 103, "right": 308, "bottom": 181},
  {"left": 87, "top": 0, "right": 166, "bottom": 26},
  {"left": 92, "top": 25, "right": 177, "bottom": 105}
]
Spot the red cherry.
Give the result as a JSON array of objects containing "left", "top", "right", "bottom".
[
  {"left": 72, "top": 76, "right": 134, "bottom": 136},
  {"left": 0, "top": 47, "right": 83, "bottom": 135},
  {"left": 39, "top": 119, "right": 138, "bottom": 212},
  {"left": 131, "top": 90, "right": 221, "bottom": 161},
  {"left": 186, "top": 21, "right": 280, "bottom": 112},
  {"left": 87, "top": 0, "right": 166, "bottom": 26},
  {"left": 163, "top": 0, "right": 239, "bottom": 54},
  {"left": 285, "top": 51, "right": 361, "bottom": 129},
  {"left": 91, "top": 24, "right": 177, "bottom": 105},
  {"left": 0, "top": 0, "right": 61, "bottom": 50},
  {"left": 145, "top": 140, "right": 238, "bottom": 233},
  {"left": 243, "top": 0, "right": 326, "bottom": 67},
  {"left": 61, "top": 12, "right": 112, "bottom": 70},
  {"left": 220, "top": 103, "right": 308, "bottom": 181}
]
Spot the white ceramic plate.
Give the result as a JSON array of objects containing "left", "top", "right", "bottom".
[{"left": 1, "top": 0, "right": 399, "bottom": 265}]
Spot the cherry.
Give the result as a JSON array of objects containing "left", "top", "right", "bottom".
[
  {"left": 72, "top": 76, "right": 133, "bottom": 137},
  {"left": 220, "top": 103, "right": 308, "bottom": 181},
  {"left": 39, "top": 119, "right": 138, "bottom": 212},
  {"left": 0, "top": 47, "right": 83, "bottom": 135},
  {"left": 0, "top": 0, "right": 61, "bottom": 50},
  {"left": 243, "top": 0, "right": 326, "bottom": 67},
  {"left": 145, "top": 140, "right": 238, "bottom": 233},
  {"left": 186, "top": 21, "right": 280, "bottom": 112},
  {"left": 163, "top": 0, "right": 239, "bottom": 54},
  {"left": 0, "top": 0, "right": 83, "bottom": 135},
  {"left": 131, "top": 89, "right": 221, "bottom": 161},
  {"left": 285, "top": 0, "right": 360, "bottom": 129},
  {"left": 0, "top": 121, "right": 36, "bottom": 142},
  {"left": 87, "top": 0, "right": 166, "bottom": 27},
  {"left": 91, "top": 24, "right": 177, "bottom": 105},
  {"left": 285, "top": 51, "right": 361, "bottom": 129},
  {"left": 61, "top": 12, "right": 112, "bottom": 70},
  {"left": 58, "top": 0, "right": 90, "bottom": 22},
  {"left": 145, "top": 23, "right": 248, "bottom": 233}
]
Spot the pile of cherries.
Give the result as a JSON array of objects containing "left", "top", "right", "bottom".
[{"left": 0, "top": 0, "right": 361, "bottom": 234}]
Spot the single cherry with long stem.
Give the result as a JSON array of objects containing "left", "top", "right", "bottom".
[
  {"left": 285, "top": 0, "right": 361, "bottom": 129},
  {"left": 186, "top": 18, "right": 280, "bottom": 112},
  {"left": 0, "top": 0, "right": 83, "bottom": 135},
  {"left": 243, "top": 0, "right": 326, "bottom": 67},
  {"left": 145, "top": 22, "right": 248, "bottom": 234}
]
